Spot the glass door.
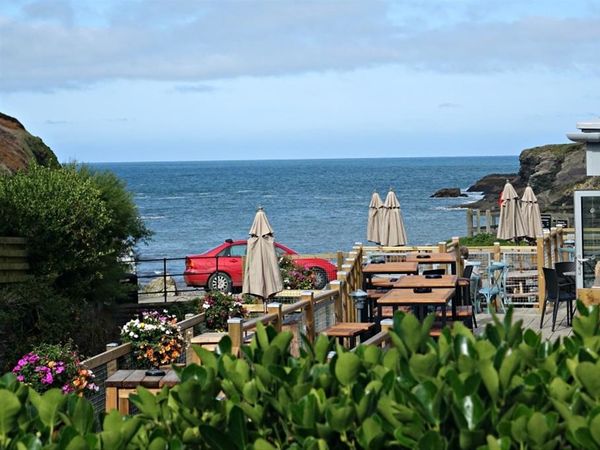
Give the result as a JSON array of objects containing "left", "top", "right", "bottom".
[{"left": 575, "top": 191, "right": 600, "bottom": 288}]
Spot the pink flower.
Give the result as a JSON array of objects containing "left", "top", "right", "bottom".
[{"left": 16, "top": 375, "right": 24, "bottom": 382}]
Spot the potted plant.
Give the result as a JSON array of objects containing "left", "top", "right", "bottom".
[
  {"left": 12, "top": 342, "right": 98, "bottom": 394},
  {"left": 279, "top": 255, "right": 317, "bottom": 290},
  {"left": 201, "top": 291, "right": 247, "bottom": 331},
  {"left": 120, "top": 310, "right": 185, "bottom": 375}
]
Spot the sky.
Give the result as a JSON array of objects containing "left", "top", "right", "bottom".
[{"left": 1, "top": 0, "right": 599, "bottom": 162}]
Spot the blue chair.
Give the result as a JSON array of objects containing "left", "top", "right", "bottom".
[{"left": 478, "top": 262, "right": 508, "bottom": 313}]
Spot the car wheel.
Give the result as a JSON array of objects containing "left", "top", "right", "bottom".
[
  {"left": 207, "top": 272, "right": 233, "bottom": 293},
  {"left": 312, "top": 267, "right": 328, "bottom": 289}
]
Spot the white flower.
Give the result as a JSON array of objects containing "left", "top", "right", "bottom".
[{"left": 202, "top": 303, "right": 210, "bottom": 309}]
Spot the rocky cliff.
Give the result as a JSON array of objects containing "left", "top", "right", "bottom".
[
  {"left": 0, "top": 112, "right": 59, "bottom": 175},
  {"left": 465, "top": 143, "right": 600, "bottom": 213}
]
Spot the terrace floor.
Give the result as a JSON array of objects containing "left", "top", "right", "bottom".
[{"left": 475, "top": 305, "right": 573, "bottom": 341}]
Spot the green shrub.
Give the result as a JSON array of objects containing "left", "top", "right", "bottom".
[
  {"left": 1, "top": 303, "right": 600, "bottom": 449},
  {"left": 455, "top": 233, "right": 531, "bottom": 247}
]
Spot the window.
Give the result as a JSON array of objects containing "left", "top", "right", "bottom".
[
  {"left": 230, "top": 244, "right": 247, "bottom": 257},
  {"left": 275, "top": 246, "right": 287, "bottom": 257}
]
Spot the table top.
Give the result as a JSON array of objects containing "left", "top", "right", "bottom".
[
  {"left": 405, "top": 252, "right": 456, "bottom": 264},
  {"left": 106, "top": 369, "right": 179, "bottom": 389},
  {"left": 393, "top": 274, "right": 458, "bottom": 289},
  {"left": 363, "top": 262, "right": 418, "bottom": 274},
  {"left": 377, "top": 288, "right": 455, "bottom": 306}
]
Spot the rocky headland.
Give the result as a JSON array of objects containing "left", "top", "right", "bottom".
[
  {"left": 461, "top": 143, "right": 599, "bottom": 214},
  {"left": 0, "top": 112, "right": 59, "bottom": 174}
]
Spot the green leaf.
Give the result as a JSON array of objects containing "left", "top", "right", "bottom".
[
  {"left": 325, "top": 405, "right": 354, "bottom": 432},
  {"left": 478, "top": 359, "right": 499, "bottom": 402},
  {"left": 199, "top": 425, "right": 237, "bottom": 449},
  {"left": 576, "top": 362, "right": 600, "bottom": 400},
  {"left": 591, "top": 413, "right": 600, "bottom": 446},
  {"left": 0, "top": 390, "right": 21, "bottom": 438},
  {"left": 357, "top": 417, "right": 384, "bottom": 449},
  {"left": 527, "top": 412, "right": 550, "bottom": 445},
  {"left": 417, "top": 431, "right": 445, "bottom": 450},
  {"left": 499, "top": 350, "right": 520, "bottom": 391},
  {"left": 397, "top": 313, "right": 422, "bottom": 353},
  {"left": 218, "top": 335, "right": 233, "bottom": 355},
  {"left": 409, "top": 352, "right": 438, "bottom": 379},
  {"left": 254, "top": 438, "right": 277, "bottom": 450},
  {"left": 335, "top": 353, "right": 361, "bottom": 386},
  {"left": 314, "top": 335, "right": 333, "bottom": 363},
  {"left": 31, "top": 389, "right": 66, "bottom": 428},
  {"left": 228, "top": 405, "right": 248, "bottom": 450},
  {"left": 193, "top": 345, "right": 217, "bottom": 369}
]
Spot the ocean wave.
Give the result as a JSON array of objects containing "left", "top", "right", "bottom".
[
  {"left": 141, "top": 215, "right": 167, "bottom": 220},
  {"left": 157, "top": 196, "right": 186, "bottom": 200},
  {"left": 237, "top": 190, "right": 254, "bottom": 193}
]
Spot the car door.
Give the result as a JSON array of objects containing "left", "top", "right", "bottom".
[{"left": 224, "top": 243, "right": 247, "bottom": 285}]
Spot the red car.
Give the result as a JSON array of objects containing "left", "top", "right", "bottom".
[{"left": 184, "top": 239, "right": 337, "bottom": 292}]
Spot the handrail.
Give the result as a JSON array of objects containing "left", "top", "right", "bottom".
[{"left": 242, "top": 313, "right": 280, "bottom": 331}]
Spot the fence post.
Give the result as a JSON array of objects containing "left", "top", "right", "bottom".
[
  {"left": 163, "top": 258, "right": 168, "bottom": 303},
  {"left": 267, "top": 303, "right": 283, "bottom": 333},
  {"left": 337, "top": 251, "right": 344, "bottom": 271},
  {"left": 536, "top": 236, "right": 545, "bottom": 308},
  {"left": 493, "top": 242, "right": 501, "bottom": 262},
  {"left": 380, "top": 318, "right": 393, "bottom": 334},
  {"left": 543, "top": 230, "right": 552, "bottom": 269},
  {"left": 105, "top": 343, "right": 118, "bottom": 376},
  {"left": 438, "top": 241, "right": 447, "bottom": 253},
  {"left": 329, "top": 280, "right": 343, "bottom": 325},
  {"left": 550, "top": 227, "right": 559, "bottom": 265},
  {"left": 486, "top": 210, "right": 492, "bottom": 234},
  {"left": 476, "top": 209, "right": 481, "bottom": 235},
  {"left": 183, "top": 313, "right": 194, "bottom": 365},
  {"left": 556, "top": 225, "right": 564, "bottom": 262},
  {"left": 336, "top": 271, "right": 348, "bottom": 322},
  {"left": 227, "top": 318, "right": 244, "bottom": 356},
  {"left": 466, "top": 209, "right": 473, "bottom": 237},
  {"left": 301, "top": 291, "right": 316, "bottom": 342},
  {"left": 341, "top": 264, "right": 354, "bottom": 321},
  {"left": 451, "top": 236, "right": 462, "bottom": 276}
]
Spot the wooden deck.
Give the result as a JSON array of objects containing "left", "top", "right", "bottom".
[{"left": 474, "top": 306, "right": 573, "bottom": 341}]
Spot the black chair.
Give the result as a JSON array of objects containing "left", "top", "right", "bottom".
[
  {"left": 458, "top": 264, "right": 477, "bottom": 328},
  {"left": 423, "top": 268, "right": 445, "bottom": 276},
  {"left": 555, "top": 261, "right": 576, "bottom": 291},
  {"left": 540, "top": 268, "right": 575, "bottom": 331}
]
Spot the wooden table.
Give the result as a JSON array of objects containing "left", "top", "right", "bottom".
[
  {"left": 405, "top": 253, "right": 457, "bottom": 274},
  {"left": 376, "top": 288, "right": 455, "bottom": 326},
  {"left": 323, "top": 322, "right": 375, "bottom": 348},
  {"left": 106, "top": 369, "right": 179, "bottom": 414},
  {"left": 362, "top": 262, "right": 419, "bottom": 320},
  {"left": 392, "top": 274, "right": 458, "bottom": 289}
]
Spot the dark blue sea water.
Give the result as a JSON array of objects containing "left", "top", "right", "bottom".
[{"left": 91, "top": 157, "right": 518, "bottom": 259}]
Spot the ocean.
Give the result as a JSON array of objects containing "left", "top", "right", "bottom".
[
  {"left": 91, "top": 156, "right": 518, "bottom": 262},
  {"left": 90, "top": 156, "right": 519, "bottom": 258}
]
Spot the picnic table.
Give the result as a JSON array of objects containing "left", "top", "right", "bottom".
[
  {"left": 404, "top": 252, "right": 457, "bottom": 274},
  {"left": 106, "top": 369, "right": 179, "bottom": 414},
  {"left": 376, "top": 288, "right": 455, "bottom": 327}
]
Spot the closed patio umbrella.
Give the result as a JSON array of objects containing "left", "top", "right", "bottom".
[
  {"left": 242, "top": 207, "right": 283, "bottom": 299},
  {"left": 380, "top": 189, "right": 407, "bottom": 246},
  {"left": 497, "top": 180, "right": 526, "bottom": 240},
  {"left": 367, "top": 191, "right": 383, "bottom": 244},
  {"left": 521, "top": 184, "right": 543, "bottom": 239}
]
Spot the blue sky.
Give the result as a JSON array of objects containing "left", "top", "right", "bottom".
[{"left": 1, "top": 0, "right": 599, "bottom": 162}]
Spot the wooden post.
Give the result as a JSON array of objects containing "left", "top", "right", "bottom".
[
  {"left": 466, "top": 209, "right": 473, "bottom": 237},
  {"left": 556, "top": 226, "right": 564, "bottom": 262},
  {"left": 341, "top": 264, "right": 354, "bottom": 321},
  {"left": 267, "top": 303, "right": 283, "bottom": 333},
  {"left": 452, "top": 236, "right": 462, "bottom": 276},
  {"left": 301, "top": 291, "right": 315, "bottom": 342},
  {"left": 183, "top": 313, "right": 194, "bottom": 365},
  {"left": 485, "top": 210, "right": 492, "bottom": 234},
  {"left": 438, "top": 241, "right": 447, "bottom": 253},
  {"left": 329, "top": 280, "right": 343, "bottom": 324},
  {"left": 380, "top": 318, "right": 393, "bottom": 334},
  {"left": 476, "top": 209, "right": 481, "bottom": 235},
  {"left": 336, "top": 271, "right": 348, "bottom": 321},
  {"left": 543, "top": 230, "right": 552, "bottom": 269},
  {"left": 493, "top": 242, "right": 501, "bottom": 262},
  {"left": 550, "top": 227, "right": 559, "bottom": 265},
  {"left": 337, "top": 251, "right": 344, "bottom": 271},
  {"left": 227, "top": 318, "right": 244, "bottom": 356},
  {"left": 105, "top": 343, "right": 118, "bottom": 377},
  {"left": 536, "top": 236, "right": 545, "bottom": 308}
]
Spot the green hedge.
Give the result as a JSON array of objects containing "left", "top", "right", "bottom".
[{"left": 1, "top": 303, "right": 600, "bottom": 449}]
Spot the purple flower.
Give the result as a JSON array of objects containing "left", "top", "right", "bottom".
[{"left": 16, "top": 375, "right": 24, "bottom": 382}]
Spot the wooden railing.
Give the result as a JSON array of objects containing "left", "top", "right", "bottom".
[
  {"left": 466, "top": 209, "right": 500, "bottom": 237},
  {"left": 336, "top": 245, "right": 363, "bottom": 322},
  {"left": 227, "top": 288, "right": 341, "bottom": 354},
  {"left": 0, "top": 237, "right": 29, "bottom": 283}
]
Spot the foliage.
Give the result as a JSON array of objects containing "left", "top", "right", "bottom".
[
  {"left": 280, "top": 255, "right": 317, "bottom": 289},
  {"left": 202, "top": 291, "right": 247, "bottom": 331},
  {"left": 120, "top": 311, "right": 185, "bottom": 368},
  {"left": 11, "top": 342, "right": 97, "bottom": 395},
  {"left": 455, "top": 233, "right": 531, "bottom": 247},
  {"left": 2, "top": 302, "right": 600, "bottom": 448},
  {"left": 0, "top": 163, "right": 150, "bottom": 302}
]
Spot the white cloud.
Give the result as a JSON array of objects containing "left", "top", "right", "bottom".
[{"left": 0, "top": 1, "right": 599, "bottom": 92}]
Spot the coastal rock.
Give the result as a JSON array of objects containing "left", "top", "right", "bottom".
[
  {"left": 142, "top": 275, "right": 178, "bottom": 296},
  {"left": 431, "top": 188, "right": 467, "bottom": 198},
  {"left": 464, "top": 143, "right": 599, "bottom": 213},
  {"left": 0, "top": 112, "right": 59, "bottom": 175}
]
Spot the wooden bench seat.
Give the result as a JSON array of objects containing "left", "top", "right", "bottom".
[{"left": 323, "top": 322, "right": 375, "bottom": 348}]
